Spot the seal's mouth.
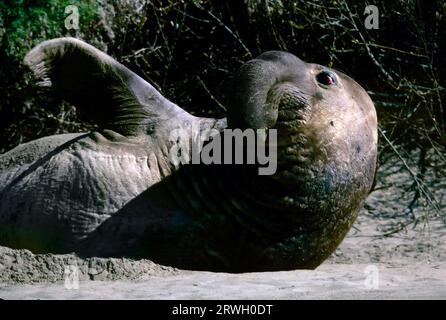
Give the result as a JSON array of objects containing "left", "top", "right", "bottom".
[{"left": 266, "top": 86, "right": 321, "bottom": 185}]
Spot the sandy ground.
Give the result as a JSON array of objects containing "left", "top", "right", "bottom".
[
  {"left": 1, "top": 151, "right": 445, "bottom": 299},
  {"left": 1, "top": 262, "right": 445, "bottom": 299}
]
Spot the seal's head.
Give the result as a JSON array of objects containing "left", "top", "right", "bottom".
[{"left": 228, "top": 51, "right": 378, "bottom": 269}]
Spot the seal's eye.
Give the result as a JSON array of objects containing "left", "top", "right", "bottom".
[{"left": 316, "top": 71, "right": 337, "bottom": 86}]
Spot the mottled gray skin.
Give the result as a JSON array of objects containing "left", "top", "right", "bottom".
[{"left": 0, "top": 38, "right": 377, "bottom": 272}]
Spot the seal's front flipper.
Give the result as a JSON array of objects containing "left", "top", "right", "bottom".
[{"left": 24, "top": 37, "right": 188, "bottom": 136}]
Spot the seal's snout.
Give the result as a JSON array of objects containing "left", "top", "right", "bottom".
[
  {"left": 227, "top": 51, "right": 314, "bottom": 130},
  {"left": 273, "top": 83, "right": 312, "bottom": 134}
]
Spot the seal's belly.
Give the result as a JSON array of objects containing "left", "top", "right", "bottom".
[{"left": 0, "top": 144, "right": 156, "bottom": 253}]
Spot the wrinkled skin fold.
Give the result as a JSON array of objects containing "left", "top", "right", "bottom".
[{"left": 0, "top": 38, "right": 377, "bottom": 272}]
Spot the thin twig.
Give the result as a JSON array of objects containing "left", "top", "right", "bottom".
[{"left": 197, "top": 76, "right": 226, "bottom": 112}]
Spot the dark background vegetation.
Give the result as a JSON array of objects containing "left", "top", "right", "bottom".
[{"left": 0, "top": 0, "right": 445, "bottom": 224}]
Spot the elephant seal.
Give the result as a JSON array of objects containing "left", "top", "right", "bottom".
[{"left": 0, "top": 38, "right": 377, "bottom": 272}]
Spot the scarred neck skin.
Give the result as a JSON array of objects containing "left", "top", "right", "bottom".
[
  {"left": 78, "top": 115, "right": 374, "bottom": 272},
  {"left": 73, "top": 116, "right": 374, "bottom": 272},
  {"left": 148, "top": 123, "right": 375, "bottom": 272}
]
